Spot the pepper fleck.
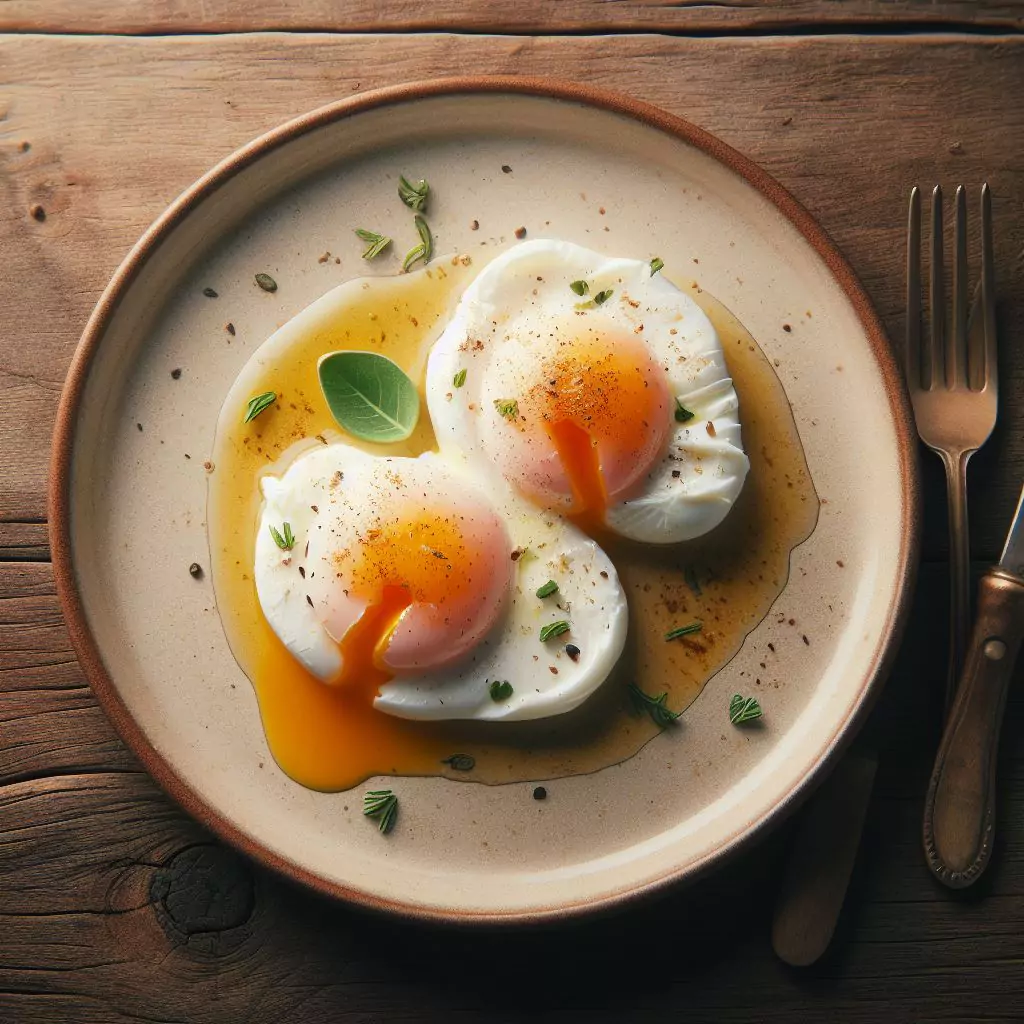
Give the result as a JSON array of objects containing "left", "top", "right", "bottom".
[
  {"left": 188, "top": 562, "right": 203, "bottom": 579},
  {"left": 171, "top": 368, "right": 182, "bottom": 380},
  {"left": 533, "top": 786, "right": 547, "bottom": 801},
  {"left": 202, "top": 287, "right": 219, "bottom": 298},
  {"left": 565, "top": 643, "right": 581, "bottom": 663},
  {"left": 225, "top": 322, "right": 236, "bottom": 336},
  {"left": 501, "top": 165, "right": 513, "bottom": 174},
  {"left": 471, "top": 219, "right": 480, "bottom": 230}
]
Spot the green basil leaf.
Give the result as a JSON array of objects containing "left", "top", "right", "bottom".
[{"left": 318, "top": 351, "right": 420, "bottom": 443}]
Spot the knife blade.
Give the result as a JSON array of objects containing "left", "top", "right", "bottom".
[{"left": 998, "top": 483, "right": 1024, "bottom": 579}]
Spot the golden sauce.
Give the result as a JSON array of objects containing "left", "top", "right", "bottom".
[{"left": 208, "top": 260, "right": 818, "bottom": 791}]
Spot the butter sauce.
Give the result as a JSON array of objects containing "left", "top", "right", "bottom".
[{"left": 208, "top": 258, "right": 817, "bottom": 791}]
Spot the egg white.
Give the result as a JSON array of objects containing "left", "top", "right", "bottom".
[
  {"left": 255, "top": 444, "right": 628, "bottom": 722},
  {"left": 426, "top": 239, "right": 750, "bottom": 543}
]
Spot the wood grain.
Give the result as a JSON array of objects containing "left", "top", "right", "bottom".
[
  {"left": 1, "top": 34, "right": 1023, "bottom": 558},
  {"left": 3, "top": 560, "right": 1024, "bottom": 1021},
  {"left": 1, "top": 0, "right": 1022, "bottom": 34},
  {"left": 4, "top": 26, "right": 1024, "bottom": 1024}
]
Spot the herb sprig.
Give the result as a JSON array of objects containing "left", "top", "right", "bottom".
[
  {"left": 539, "top": 620, "right": 571, "bottom": 643},
  {"left": 402, "top": 214, "right": 433, "bottom": 272},
  {"left": 489, "top": 679, "right": 513, "bottom": 701},
  {"left": 674, "top": 399, "right": 695, "bottom": 424},
  {"left": 362, "top": 789, "right": 398, "bottom": 834},
  {"left": 665, "top": 622, "right": 702, "bottom": 641},
  {"left": 729, "top": 694, "right": 763, "bottom": 725},
  {"left": 494, "top": 398, "right": 519, "bottom": 420},
  {"left": 244, "top": 391, "right": 276, "bottom": 423},
  {"left": 398, "top": 175, "right": 429, "bottom": 212},
  {"left": 269, "top": 522, "right": 295, "bottom": 551},
  {"left": 629, "top": 683, "right": 681, "bottom": 728},
  {"left": 354, "top": 228, "right": 392, "bottom": 260}
]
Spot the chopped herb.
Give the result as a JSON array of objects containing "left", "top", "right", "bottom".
[
  {"left": 629, "top": 683, "right": 681, "bottom": 728},
  {"left": 244, "top": 391, "right": 276, "bottom": 423},
  {"left": 536, "top": 579, "right": 559, "bottom": 599},
  {"left": 570, "top": 280, "right": 589, "bottom": 297},
  {"left": 441, "top": 753, "right": 476, "bottom": 772},
  {"left": 398, "top": 175, "right": 429, "bottom": 211},
  {"left": 354, "top": 228, "right": 392, "bottom": 260},
  {"left": 254, "top": 272, "right": 278, "bottom": 293},
  {"left": 665, "top": 622, "right": 702, "bottom": 641},
  {"left": 674, "top": 399, "right": 695, "bottom": 423},
  {"left": 539, "top": 620, "right": 570, "bottom": 643},
  {"left": 594, "top": 289, "right": 614, "bottom": 306},
  {"left": 565, "top": 643, "right": 581, "bottom": 662},
  {"left": 489, "top": 679, "right": 513, "bottom": 701},
  {"left": 202, "top": 287, "right": 219, "bottom": 298},
  {"left": 402, "top": 214, "right": 433, "bottom": 272},
  {"left": 494, "top": 398, "right": 519, "bottom": 420},
  {"left": 453, "top": 368, "right": 467, "bottom": 389},
  {"left": 730, "top": 694, "right": 763, "bottom": 725},
  {"left": 269, "top": 522, "right": 295, "bottom": 551},
  {"left": 188, "top": 562, "right": 203, "bottom": 579},
  {"left": 362, "top": 789, "right": 398, "bottom": 834},
  {"left": 650, "top": 257, "right": 665, "bottom": 276}
]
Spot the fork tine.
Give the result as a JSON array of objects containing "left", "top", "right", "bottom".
[
  {"left": 906, "top": 187, "right": 921, "bottom": 390},
  {"left": 950, "top": 184, "right": 969, "bottom": 389},
  {"left": 929, "top": 185, "right": 945, "bottom": 391},
  {"left": 981, "top": 182, "right": 998, "bottom": 395}
]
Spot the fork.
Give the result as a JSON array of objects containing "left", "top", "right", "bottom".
[{"left": 905, "top": 183, "right": 998, "bottom": 710}]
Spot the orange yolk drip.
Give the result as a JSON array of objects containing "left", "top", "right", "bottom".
[
  {"left": 334, "top": 584, "right": 412, "bottom": 691},
  {"left": 324, "top": 510, "right": 471, "bottom": 692},
  {"left": 523, "top": 335, "right": 666, "bottom": 524},
  {"left": 547, "top": 418, "right": 607, "bottom": 535}
]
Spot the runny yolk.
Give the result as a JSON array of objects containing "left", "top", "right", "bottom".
[
  {"left": 518, "top": 331, "right": 672, "bottom": 523},
  {"left": 320, "top": 508, "right": 483, "bottom": 695},
  {"left": 547, "top": 418, "right": 607, "bottom": 534},
  {"left": 334, "top": 584, "right": 412, "bottom": 692}
]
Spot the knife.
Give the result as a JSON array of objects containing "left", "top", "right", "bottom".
[{"left": 923, "top": 482, "right": 1024, "bottom": 888}]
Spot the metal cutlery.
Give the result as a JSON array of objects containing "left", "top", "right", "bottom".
[
  {"left": 774, "top": 183, "right": 999, "bottom": 961},
  {"left": 905, "top": 183, "right": 998, "bottom": 709}
]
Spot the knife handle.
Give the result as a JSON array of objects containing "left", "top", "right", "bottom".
[{"left": 923, "top": 567, "right": 1024, "bottom": 888}]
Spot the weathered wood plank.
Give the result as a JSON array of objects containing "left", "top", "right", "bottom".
[
  {"left": 0, "top": 34, "right": 1022, "bottom": 558},
  {"left": 0, "top": 562, "right": 136, "bottom": 782},
  {"left": 4, "top": 557, "right": 1024, "bottom": 1021},
  {"left": 0, "top": 0, "right": 1021, "bottom": 34},
  {"left": 0, "top": 521, "right": 49, "bottom": 561}
]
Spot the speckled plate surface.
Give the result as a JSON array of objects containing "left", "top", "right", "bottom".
[{"left": 50, "top": 79, "right": 919, "bottom": 924}]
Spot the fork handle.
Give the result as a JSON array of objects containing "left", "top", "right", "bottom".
[
  {"left": 923, "top": 567, "right": 1024, "bottom": 888},
  {"left": 941, "top": 449, "right": 973, "bottom": 712}
]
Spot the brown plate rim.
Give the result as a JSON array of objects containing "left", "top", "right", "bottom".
[{"left": 48, "top": 75, "right": 921, "bottom": 927}]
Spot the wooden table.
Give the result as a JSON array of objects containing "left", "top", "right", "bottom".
[{"left": 3, "top": 5, "right": 1024, "bottom": 1021}]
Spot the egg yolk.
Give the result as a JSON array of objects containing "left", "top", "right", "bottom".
[
  {"left": 306, "top": 491, "right": 512, "bottom": 697},
  {"left": 490, "top": 329, "right": 672, "bottom": 524}
]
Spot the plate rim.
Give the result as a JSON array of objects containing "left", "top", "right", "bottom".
[{"left": 48, "top": 76, "right": 921, "bottom": 926}]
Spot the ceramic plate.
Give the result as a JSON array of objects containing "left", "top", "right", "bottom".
[{"left": 51, "top": 79, "right": 919, "bottom": 923}]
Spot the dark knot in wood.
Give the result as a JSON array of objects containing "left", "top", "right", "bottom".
[{"left": 150, "top": 843, "right": 255, "bottom": 953}]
